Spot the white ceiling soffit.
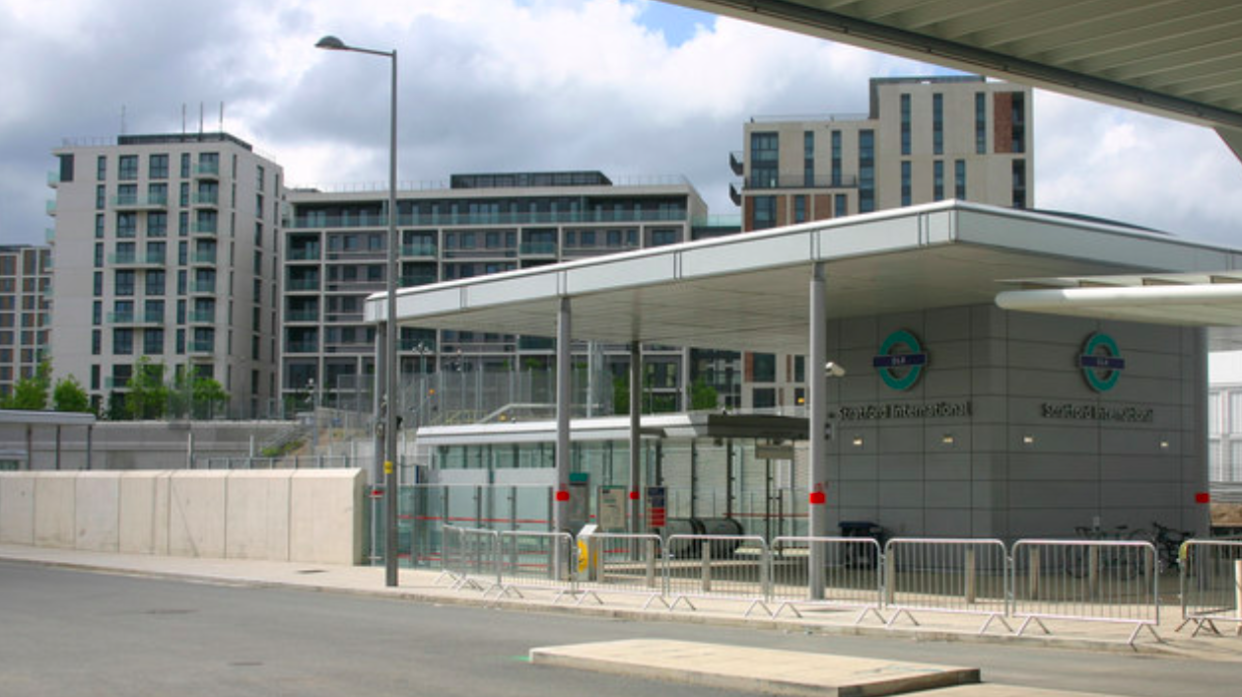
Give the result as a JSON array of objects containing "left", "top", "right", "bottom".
[{"left": 671, "top": 1, "right": 1242, "bottom": 137}]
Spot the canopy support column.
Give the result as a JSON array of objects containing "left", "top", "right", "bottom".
[
  {"left": 808, "top": 262, "right": 829, "bottom": 599},
  {"left": 555, "top": 297, "right": 572, "bottom": 534},
  {"left": 629, "top": 341, "right": 642, "bottom": 534}
]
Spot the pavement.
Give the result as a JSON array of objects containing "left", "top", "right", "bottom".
[{"left": 3, "top": 544, "right": 1241, "bottom": 680}]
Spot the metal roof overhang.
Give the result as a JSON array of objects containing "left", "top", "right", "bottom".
[
  {"left": 415, "top": 413, "right": 811, "bottom": 446},
  {"left": 365, "top": 201, "right": 1242, "bottom": 354},
  {"left": 669, "top": 0, "right": 1242, "bottom": 157},
  {"left": 0, "top": 409, "right": 96, "bottom": 427},
  {"left": 995, "top": 272, "right": 1242, "bottom": 350}
]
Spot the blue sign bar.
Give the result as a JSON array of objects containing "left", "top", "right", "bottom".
[
  {"left": 1079, "top": 356, "right": 1126, "bottom": 370},
  {"left": 873, "top": 353, "right": 928, "bottom": 368}
]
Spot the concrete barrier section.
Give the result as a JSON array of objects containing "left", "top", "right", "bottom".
[
  {"left": 34, "top": 473, "right": 76, "bottom": 549},
  {"left": 290, "top": 469, "right": 365, "bottom": 565},
  {"left": 75, "top": 472, "right": 120, "bottom": 552},
  {"left": 0, "top": 469, "right": 365, "bottom": 565},
  {"left": 225, "top": 470, "right": 292, "bottom": 561},
  {"left": 0, "top": 473, "right": 36, "bottom": 545},
  {"left": 118, "top": 471, "right": 170, "bottom": 555}
]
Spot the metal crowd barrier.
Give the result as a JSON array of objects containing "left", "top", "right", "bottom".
[
  {"left": 884, "top": 538, "right": 1011, "bottom": 634},
  {"left": 1179, "top": 539, "right": 1242, "bottom": 636},
  {"left": 769, "top": 536, "right": 885, "bottom": 623},
  {"left": 1010, "top": 540, "right": 1159, "bottom": 646},
  {"left": 440, "top": 525, "right": 500, "bottom": 592},
  {"left": 576, "top": 533, "right": 667, "bottom": 608},
  {"left": 663, "top": 534, "right": 770, "bottom": 615},
  {"left": 493, "top": 530, "right": 577, "bottom": 602}
]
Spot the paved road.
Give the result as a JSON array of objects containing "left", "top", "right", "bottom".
[{"left": 0, "top": 560, "right": 1233, "bottom": 696}]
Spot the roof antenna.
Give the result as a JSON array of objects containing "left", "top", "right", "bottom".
[
  {"left": 199, "top": 102, "right": 204, "bottom": 134},
  {"left": 219, "top": 102, "right": 224, "bottom": 133},
  {"left": 182, "top": 104, "right": 187, "bottom": 134},
  {"left": 120, "top": 105, "right": 127, "bottom": 135}
]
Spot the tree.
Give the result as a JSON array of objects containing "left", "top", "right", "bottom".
[
  {"left": 52, "top": 375, "right": 92, "bottom": 413},
  {"left": 1, "top": 361, "right": 51, "bottom": 410},
  {"left": 689, "top": 377, "right": 719, "bottom": 411},
  {"left": 190, "top": 376, "right": 228, "bottom": 419},
  {"left": 126, "top": 357, "right": 168, "bottom": 420}
]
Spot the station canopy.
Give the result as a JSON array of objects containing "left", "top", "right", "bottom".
[
  {"left": 365, "top": 202, "right": 1242, "bottom": 354},
  {"left": 670, "top": 0, "right": 1242, "bottom": 158}
]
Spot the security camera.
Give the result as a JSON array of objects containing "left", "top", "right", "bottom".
[{"left": 825, "top": 361, "right": 846, "bottom": 377}]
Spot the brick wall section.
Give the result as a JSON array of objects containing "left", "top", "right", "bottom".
[
  {"left": 814, "top": 194, "right": 833, "bottom": 220},
  {"left": 994, "top": 92, "right": 1014, "bottom": 153}
]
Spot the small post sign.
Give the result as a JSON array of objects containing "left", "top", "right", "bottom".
[
  {"left": 646, "top": 486, "right": 667, "bottom": 528},
  {"left": 598, "top": 486, "right": 627, "bottom": 531}
]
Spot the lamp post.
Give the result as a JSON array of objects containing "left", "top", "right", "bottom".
[{"left": 316, "top": 35, "right": 400, "bottom": 587}]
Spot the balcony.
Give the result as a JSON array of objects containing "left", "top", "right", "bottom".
[
  {"left": 45, "top": 228, "right": 55, "bottom": 243},
  {"left": 45, "top": 200, "right": 56, "bottom": 217},
  {"left": 191, "top": 192, "right": 219, "bottom": 207},
  {"left": 729, "top": 151, "right": 744, "bottom": 176},
  {"left": 189, "top": 280, "right": 216, "bottom": 294},
  {"left": 520, "top": 241, "right": 557, "bottom": 256},
  {"left": 188, "top": 310, "right": 215, "bottom": 324},
  {"left": 190, "top": 251, "right": 217, "bottom": 265},
  {"left": 188, "top": 339, "right": 215, "bottom": 353},
  {"left": 742, "top": 173, "right": 859, "bottom": 190},
  {"left": 287, "top": 247, "right": 321, "bottom": 261},
  {"left": 400, "top": 273, "right": 437, "bottom": 288},
  {"left": 47, "top": 171, "right": 60, "bottom": 188},
  {"left": 285, "top": 340, "right": 319, "bottom": 353},
  {"left": 112, "top": 194, "right": 169, "bottom": 210},
  {"left": 401, "top": 241, "right": 438, "bottom": 257},
  {"left": 104, "top": 376, "right": 132, "bottom": 389},
  {"left": 291, "top": 208, "right": 690, "bottom": 229},
  {"left": 194, "top": 162, "right": 220, "bottom": 179},
  {"left": 285, "top": 309, "right": 319, "bottom": 322},
  {"left": 108, "top": 311, "right": 163, "bottom": 326},
  {"left": 191, "top": 222, "right": 218, "bottom": 236},
  {"left": 108, "top": 252, "right": 165, "bottom": 266},
  {"left": 286, "top": 278, "right": 321, "bottom": 292}
]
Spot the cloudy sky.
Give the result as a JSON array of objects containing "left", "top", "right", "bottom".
[{"left": 3, "top": 0, "right": 1241, "bottom": 248}]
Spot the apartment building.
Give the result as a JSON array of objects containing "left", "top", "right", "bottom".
[
  {"left": 0, "top": 245, "right": 53, "bottom": 397},
  {"left": 282, "top": 171, "right": 733, "bottom": 416},
  {"left": 47, "top": 132, "right": 283, "bottom": 417},
  {"left": 733, "top": 75, "right": 1033, "bottom": 410}
]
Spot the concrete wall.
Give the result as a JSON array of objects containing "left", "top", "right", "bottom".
[{"left": 0, "top": 469, "right": 365, "bottom": 564}]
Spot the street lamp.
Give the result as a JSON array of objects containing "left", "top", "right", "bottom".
[{"left": 316, "top": 34, "right": 401, "bottom": 588}]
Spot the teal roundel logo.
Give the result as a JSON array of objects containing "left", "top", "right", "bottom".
[
  {"left": 1079, "top": 332, "right": 1125, "bottom": 393},
  {"left": 873, "top": 329, "right": 927, "bottom": 391}
]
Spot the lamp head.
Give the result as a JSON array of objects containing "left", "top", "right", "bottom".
[{"left": 315, "top": 35, "right": 348, "bottom": 50}]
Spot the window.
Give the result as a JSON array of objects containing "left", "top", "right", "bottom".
[
  {"left": 180, "top": 153, "right": 190, "bottom": 178},
  {"left": 651, "top": 228, "right": 679, "bottom": 246},
  {"left": 145, "top": 299, "right": 164, "bottom": 322},
  {"left": 752, "top": 388, "right": 776, "bottom": 409},
  {"left": 932, "top": 94, "right": 944, "bottom": 155},
  {"left": 115, "top": 270, "right": 135, "bottom": 296},
  {"left": 1011, "top": 159, "right": 1026, "bottom": 208},
  {"left": 146, "top": 241, "right": 166, "bottom": 265},
  {"left": 115, "top": 241, "right": 136, "bottom": 264},
  {"left": 95, "top": 214, "right": 105, "bottom": 238},
  {"left": 900, "top": 94, "right": 911, "bottom": 156},
  {"left": 96, "top": 185, "right": 106, "bottom": 210},
  {"left": 256, "top": 165, "right": 265, "bottom": 192},
  {"left": 148, "top": 212, "right": 167, "bottom": 237},
  {"left": 93, "top": 272, "right": 103, "bottom": 297},
  {"left": 113, "top": 328, "right": 133, "bottom": 355},
  {"left": 92, "top": 301, "right": 102, "bottom": 325},
  {"left": 975, "top": 92, "right": 987, "bottom": 154},
  {"left": 178, "top": 211, "right": 188, "bottom": 236},
  {"left": 794, "top": 195, "right": 807, "bottom": 223},
  {"left": 116, "top": 212, "right": 137, "bottom": 238},
  {"left": 91, "top": 330, "right": 101, "bottom": 356},
  {"left": 146, "top": 270, "right": 165, "bottom": 296},
  {"left": 858, "top": 130, "right": 875, "bottom": 213},
  {"left": 830, "top": 131, "right": 842, "bottom": 186},
  {"left": 933, "top": 161, "right": 945, "bottom": 201},
  {"left": 901, "top": 161, "right": 912, "bottom": 206},
  {"left": 149, "top": 154, "right": 169, "bottom": 179},
  {"left": 752, "top": 353, "right": 776, "bottom": 382},
  {"left": 144, "top": 328, "right": 164, "bottom": 354},
  {"left": 198, "top": 152, "right": 219, "bottom": 175},
  {"left": 97, "top": 155, "right": 107, "bottom": 181},
  {"left": 255, "top": 193, "right": 264, "bottom": 219},
  {"left": 749, "top": 131, "right": 779, "bottom": 188},
  {"left": 116, "top": 183, "right": 137, "bottom": 206},
  {"left": 148, "top": 182, "right": 168, "bottom": 207},
  {"left": 113, "top": 300, "right": 134, "bottom": 322},
  {"left": 803, "top": 130, "right": 815, "bottom": 186},
  {"left": 94, "top": 243, "right": 104, "bottom": 268},
  {"left": 180, "top": 182, "right": 190, "bottom": 206},
  {"left": 752, "top": 195, "right": 776, "bottom": 230},
  {"left": 834, "top": 194, "right": 847, "bottom": 217},
  {"left": 118, "top": 155, "right": 138, "bottom": 181},
  {"left": 956, "top": 160, "right": 967, "bottom": 200},
  {"left": 1011, "top": 93, "right": 1026, "bottom": 154}
]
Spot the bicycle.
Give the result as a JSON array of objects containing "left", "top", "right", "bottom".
[
  {"left": 1137, "top": 521, "right": 1194, "bottom": 574},
  {"left": 1064, "top": 524, "right": 1144, "bottom": 579}
]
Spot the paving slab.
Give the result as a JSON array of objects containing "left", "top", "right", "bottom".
[
  {"left": 931, "top": 686, "right": 1121, "bottom": 697},
  {"left": 529, "top": 638, "right": 979, "bottom": 697}
]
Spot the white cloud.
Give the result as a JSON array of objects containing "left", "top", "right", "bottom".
[{"left": 1, "top": 0, "right": 1239, "bottom": 249}]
